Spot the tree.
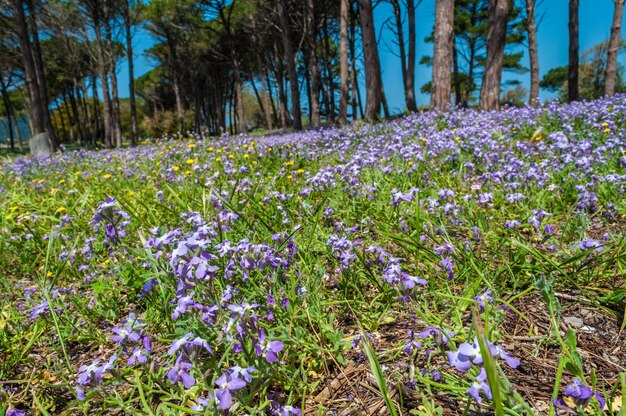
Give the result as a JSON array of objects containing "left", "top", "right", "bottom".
[
  {"left": 431, "top": 0, "right": 455, "bottom": 111},
  {"left": 277, "top": 0, "right": 302, "bottom": 130},
  {"left": 306, "top": 0, "right": 321, "bottom": 128},
  {"left": 8, "top": 0, "right": 57, "bottom": 150},
  {"left": 568, "top": 0, "right": 579, "bottom": 101},
  {"left": 358, "top": 0, "right": 383, "bottom": 120},
  {"left": 605, "top": 0, "right": 625, "bottom": 97},
  {"left": 421, "top": 0, "right": 526, "bottom": 106},
  {"left": 542, "top": 41, "right": 626, "bottom": 100},
  {"left": 479, "top": 0, "right": 510, "bottom": 110},
  {"left": 338, "top": 0, "right": 349, "bottom": 124},
  {"left": 389, "top": 0, "right": 419, "bottom": 112},
  {"left": 525, "top": 0, "right": 539, "bottom": 105},
  {"left": 122, "top": 0, "right": 140, "bottom": 145}
]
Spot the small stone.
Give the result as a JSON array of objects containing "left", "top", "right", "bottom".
[
  {"left": 579, "top": 308, "right": 590, "bottom": 316},
  {"left": 563, "top": 316, "right": 584, "bottom": 328},
  {"left": 29, "top": 132, "right": 54, "bottom": 157}
]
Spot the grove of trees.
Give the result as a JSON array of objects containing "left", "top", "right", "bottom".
[{"left": 0, "top": 0, "right": 625, "bottom": 153}]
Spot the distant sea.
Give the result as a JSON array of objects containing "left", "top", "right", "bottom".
[{"left": 0, "top": 116, "right": 31, "bottom": 144}]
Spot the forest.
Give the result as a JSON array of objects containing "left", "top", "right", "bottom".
[{"left": 1, "top": 0, "right": 624, "bottom": 153}]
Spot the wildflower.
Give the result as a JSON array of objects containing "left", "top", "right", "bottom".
[
  {"left": 168, "top": 333, "right": 213, "bottom": 356},
  {"left": 111, "top": 325, "right": 141, "bottom": 345},
  {"left": 167, "top": 355, "right": 195, "bottom": 388},
  {"left": 466, "top": 368, "right": 492, "bottom": 404},
  {"left": 475, "top": 290, "right": 494, "bottom": 312},
  {"left": 30, "top": 300, "right": 50, "bottom": 320},
  {"left": 255, "top": 328, "right": 284, "bottom": 363},
  {"left": 563, "top": 378, "right": 605, "bottom": 409},
  {"left": 215, "top": 371, "right": 248, "bottom": 410},
  {"left": 128, "top": 347, "right": 150, "bottom": 366}
]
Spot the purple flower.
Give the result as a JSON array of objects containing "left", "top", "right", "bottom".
[
  {"left": 168, "top": 333, "right": 213, "bottom": 356},
  {"left": 230, "top": 365, "right": 256, "bottom": 383},
  {"left": 111, "top": 325, "right": 141, "bottom": 345},
  {"left": 74, "top": 354, "right": 117, "bottom": 400},
  {"left": 7, "top": 409, "right": 27, "bottom": 416},
  {"left": 418, "top": 327, "right": 454, "bottom": 345},
  {"left": 466, "top": 368, "right": 492, "bottom": 404},
  {"left": 563, "top": 378, "right": 605, "bottom": 409},
  {"left": 475, "top": 289, "right": 494, "bottom": 312},
  {"left": 447, "top": 349, "right": 472, "bottom": 372},
  {"left": 575, "top": 238, "right": 603, "bottom": 252},
  {"left": 214, "top": 371, "right": 248, "bottom": 410},
  {"left": 29, "top": 300, "right": 49, "bottom": 320},
  {"left": 128, "top": 347, "right": 150, "bottom": 366},
  {"left": 274, "top": 405, "right": 302, "bottom": 416},
  {"left": 255, "top": 329, "right": 284, "bottom": 363},
  {"left": 167, "top": 354, "right": 195, "bottom": 388}
]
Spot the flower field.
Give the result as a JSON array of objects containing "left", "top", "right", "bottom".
[{"left": 1, "top": 97, "right": 626, "bottom": 415}]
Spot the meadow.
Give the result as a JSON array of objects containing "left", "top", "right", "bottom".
[{"left": 1, "top": 97, "right": 625, "bottom": 415}]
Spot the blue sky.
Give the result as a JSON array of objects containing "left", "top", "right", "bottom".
[{"left": 116, "top": 0, "right": 625, "bottom": 115}]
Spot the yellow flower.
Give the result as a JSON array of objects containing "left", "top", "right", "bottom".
[
  {"left": 285, "top": 161, "right": 294, "bottom": 166},
  {"left": 172, "top": 165, "right": 180, "bottom": 172},
  {"left": 296, "top": 169, "right": 304, "bottom": 174},
  {"left": 287, "top": 175, "right": 293, "bottom": 179},
  {"left": 215, "top": 157, "right": 221, "bottom": 162},
  {"left": 603, "top": 128, "right": 611, "bottom": 133},
  {"left": 228, "top": 154, "right": 234, "bottom": 159},
  {"left": 46, "top": 271, "right": 53, "bottom": 278},
  {"left": 5, "top": 214, "right": 12, "bottom": 220},
  {"left": 243, "top": 153, "right": 249, "bottom": 158},
  {"left": 103, "top": 173, "right": 112, "bottom": 179},
  {"left": 55, "top": 207, "right": 67, "bottom": 214},
  {"left": 407, "top": 161, "right": 414, "bottom": 166},
  {"left": 185, "top": 170, "right": 191, "bottom": 175},
  {"left": 187, "top": 143, "right": 196, "bottom": 149},
  {"left": 59, "top": 179, "right": 65, "bottom": 184},
  {"left": 186, "top": 159, "right": 196, "bottom": 164},
  {"left": 209, "top": 146, "right": 214, "bottom": 151},
  {"left": 601, "top": 122, "right": 609, "bottom": 127}
]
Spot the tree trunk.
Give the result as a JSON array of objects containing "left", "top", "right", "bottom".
[
  {"left": 94, "top": 22, "right": 113, "bottom": 148},
  {"left": 453, "top": 38, "right": 463, "bottom": 105},
  {"left": 25, "top": 0, "right": 57, "bottom": 148},
  {"left": 12, "top": 1, "right": 46, "bottom": 136},
  {"left": 479, "top": 0, "right": 510, "bottom": 110},
  {"left": 123, "top": 0, "right": 138, "bottom": 145},
  {"left": 0, "top": 74, "right": 15, "bottom": 149},
  {"left": 91, "top": 76, "right": 101, "bottom": 145},
  {"left": 349, "top": 9, "right": 363, "bottom": 118},
  {"left": 264, "top": 65, "right": 278, "bottom": 125},
  {"left": 278, "top": 0, "right": 302, "bottom": 130},
  {"left": 568, "top": 0, "right": 579, "bottom": 101},
  {"left": 525, "top": 0, "right": 540, "bottom": 105},
  {"left": 406, "top": 0, "right": 417, "bottom": 112},
  {"left": 322, "top": 15, "right": 336, "bottom": 123},
  {"left": 339, "top": 0, "right": 349, "bottom": 124},
  {"left": 250, "top": 76, "right": 269, "bottom": 130},
  {"left": 358, "top": 0, "right": 383, "bottom": 121},
  {"left": 307, "top": 0, "right": 321, "bottom": 128},
  {"left": 431, "top": 0, "right": 455, "bottom": 111},
  {"left": 232, "top": 58, "right": 247, "bottom": 134},
  {"left": 258, "top": 58, "right": 274, "bottom": 130},
  {"left": 391, "top": 0, "right": 417, "bottom": 112},
  {"left": 605, "top": 0, "right": 625, "bottom": 97}
]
